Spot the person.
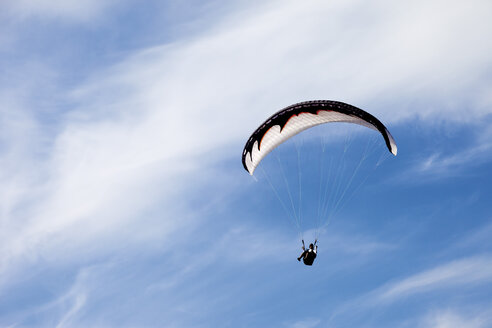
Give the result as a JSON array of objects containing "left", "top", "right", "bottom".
[{"left": 297, "top": 240, "right": 317, "bottom": 266}]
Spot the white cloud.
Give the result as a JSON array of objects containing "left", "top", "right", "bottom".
[
  {"left": 416, "top": 141, "right": 492, "bottom": 176},
  {"left": 418, "top": 309, "right": 492, "bottom": 328},
  {"left": 376, "top": 255, "right": 492, "bottom": 302},
  {"left": 286, "top": 318, "right": 321, "bottom": 328},
  {"left": 330, "top": 255, "right": 492, "bottom": 327},
  {"left": 331, "top": 255, "right": 492, "bottom": 322},
  {"left": 397, "top": 122, "right": 492, "bottom": 181},
  {"left": 54, "top": 272, "right": 88, "bottom": 328},
  {"left": 315, "top": 227, "right": 396, "bottom": 260},
  {"left": 4, "top": 0, "right": 119, "bottom": 23},
  {"left": 453, "top": 222, "right": 492, "bottom": 251}
]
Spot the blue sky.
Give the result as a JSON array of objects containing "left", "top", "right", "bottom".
[{"left": 1, "top": 0, "right": 492, "bottom": 327}]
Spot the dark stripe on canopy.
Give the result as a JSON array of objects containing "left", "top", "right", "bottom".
[{"left": 242, "top": 100, "right": 395, "bottom": 173}]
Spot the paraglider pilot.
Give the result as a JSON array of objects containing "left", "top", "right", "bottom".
[{"left": 297, "top": 240, "right": 317, "bottom": 266}]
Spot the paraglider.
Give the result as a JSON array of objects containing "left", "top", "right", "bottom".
[
  {"left": 298, "top": 240, "right": 318, "bottom": 266},
  {"left": 242, "top": 100, "right": 397, "bottom": 175},
  {"left": 242, "top": 100, "right": 397, "bottom": 265}
]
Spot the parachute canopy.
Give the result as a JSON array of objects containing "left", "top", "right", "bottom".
[{"left": 242, "top": 100, "right": 397, "bottom": 175}]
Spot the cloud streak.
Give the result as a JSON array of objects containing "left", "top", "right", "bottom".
[
  {"left": 330, "top": 254, "right": 492, "bottom": 325},
  {"left": 3, "top": 0, "right": 120, "bottom": 23},
  {"left": 418, "top": 309, "right": 492, "bottom": 328},
  {"left": 416, "top": 140, "right": 492, "bottom": 177},
  {"left": 376, "top": 255, "right": 492, "bottom": 302}
]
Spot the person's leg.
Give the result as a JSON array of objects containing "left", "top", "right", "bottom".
[{"left": 297, "top": 251, "right": 307, "bottom": 261}]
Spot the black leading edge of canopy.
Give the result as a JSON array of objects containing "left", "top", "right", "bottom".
[{"left": 241, "top": 100, "right": 395, "bottom": 173}]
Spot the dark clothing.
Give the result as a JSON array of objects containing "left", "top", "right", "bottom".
[
  {"left": 298, "top": 243, "right": 318, "bottom": 266},
  {"left": 300, "top": 249, "right": 317, "bottom": 266}
]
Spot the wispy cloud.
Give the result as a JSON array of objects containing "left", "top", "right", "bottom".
[
  {"left": 453, "top": 221, "right": 492, "bottom": 252},
  {"left": 370, "top": 222, "right": 492, "bottom": 328},
  {"left": 285, "top": 318, "right": 321, "bottom": 328},
  {"left": 376, "top": 255, "right": 492, "bottom": 302},
  {"left": 53, "top": 270, "right": 89, "bottom": 328},
  {"left": 324, "top": 231, "right": 395, "bottom": 256},
  {"left": 415, "top": 142, "right": 492, "bottom": 176},
  {"left": 418, "top": 309, "right": 492, "bottom": 328},
  {"left": 3, "top": 0, "right": 120, "bottom": 23},
  {"left": 331, "top": 254, "right": 492, "bottom": 323},
  {"left": 397, "top": 122, "right": 492, "bottom": 182}
]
